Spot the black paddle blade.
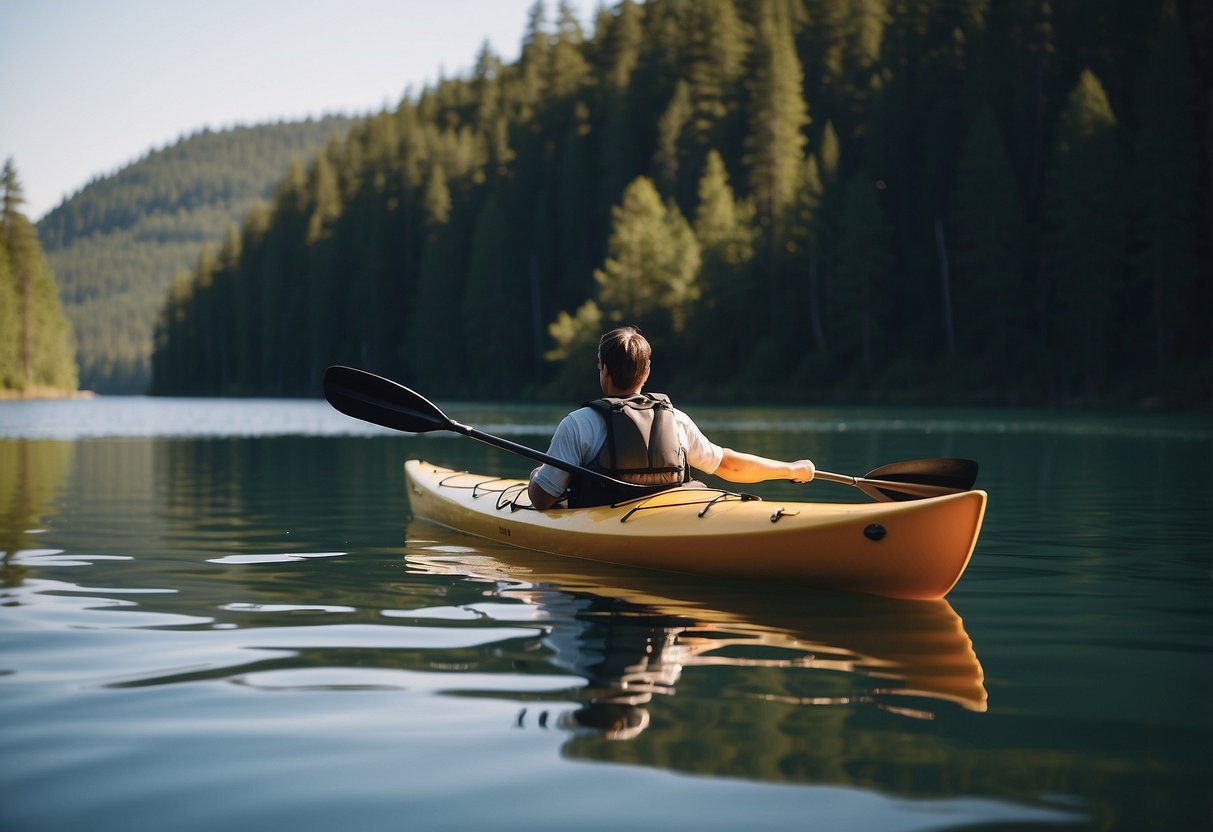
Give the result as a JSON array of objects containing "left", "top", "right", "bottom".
[
  {"left": 323, "top": 365, "right": 450, "bottom": 434},
  {"left": 862, "top": 458, "right": 979, "bottom": 502}
]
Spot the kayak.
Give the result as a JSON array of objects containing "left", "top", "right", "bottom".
[{"left": 404, "top": 459, "right": 987, "bottom": 600}]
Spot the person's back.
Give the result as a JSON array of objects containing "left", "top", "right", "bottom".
[{"left": 527, "top": 326, "right": 815, "bottom": 510}]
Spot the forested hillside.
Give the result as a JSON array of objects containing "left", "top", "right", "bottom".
[
  {"left": 152, "top": 0, "right": 1211, "bottom": 408},
  {"left": 38, "top": 117, "right": 354, "bottom": 393}
]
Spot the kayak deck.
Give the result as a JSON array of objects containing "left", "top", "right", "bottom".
[{"left": 404, "top": 459, "right": 987, "bottom": 600}]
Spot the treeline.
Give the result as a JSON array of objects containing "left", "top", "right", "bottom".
[
  {"left": 152, "top": 0, "right": 1212, "bottom": 407},
  {"left": 38, "top": 117, "right": 354, "bottom": 393},
  {"left": 1, "top": 160, "right": 77, "bottom": 396}
]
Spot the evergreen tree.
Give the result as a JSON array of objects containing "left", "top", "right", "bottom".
[
  {"left": 548, "top": 1, "right": 592, "bottom": 103},
  {"left": 1, "top": 160, "right": 77, "bottom": 394},
  {"left": 1132, "top": 0, "right": 1202, "bottom": 395},
  {"left": 305, "top": 152, "right": 343, "bottom": 384},
  {"left": 743, "top": 0, "right": 810, "bottom": 344},
  {"left": 461, "top": 193, "right": 529, "bottom": 396},
  {"left": 949, "top": 104, "right": 1027, "bottom": 381},
  {"left": 595, "top": 0, "right": 645, "bottom": 213},
  {"left": 654, "top": 80, "right": 693, "bottom": 197},
  {"left": 557, "top": 102, "right": 599, "bottom": 307},
  {"left": 686, "top": 0, "right": 748, "bottom": 155},
  {"left": 689, "top": 150, "right": 758, "bottom": 381},
  {"left": 787, "top": 153, "right": 827, "bottom": 353},
  {"left": 404, "top": 163, "right": 466, "bottom": 392},
  {"left": 0, "top": 229, "right": 19, "bottom": 390},
  {"left": 594, "top": 176, "right": 701, "bottom": 337},
  {"left": 832, "top": 171, "right": 892, "bottom": 374},
  {"left": 1042, "top": 68, "right": 1126, "bottom": 397},
  {"left": 516, "top": 1, "right": 553, "bottom": 121},
  {"left": 743, "top": 0, "right": 809, "bottom": 233}
]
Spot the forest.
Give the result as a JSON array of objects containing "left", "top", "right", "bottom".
[
  {"left": 1, "top": 160, "right": 77, "bottom": 397},
  {"left": 151, "top": 0, "right": 1211, "bottom": 408},
  {"left": 38, "top": 117, "right": 354, "bottom": 393}
]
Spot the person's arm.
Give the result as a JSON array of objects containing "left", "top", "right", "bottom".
[
  {"left": 528, "top": 468, "right": 563, "bottom": 510},
  {"left": 712, "top": 448, "right": 815, "bottom": 483},
  {"left": 527, "top": 409, "right": 600, "bottom": 510}
]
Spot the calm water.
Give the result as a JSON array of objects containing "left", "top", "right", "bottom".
[{"left": 1, "top": 396, "right": 1209, "bottom": 831}]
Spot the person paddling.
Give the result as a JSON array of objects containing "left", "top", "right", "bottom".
[{"left": 527, "top": 326, "right": 815, "bottom": 509}]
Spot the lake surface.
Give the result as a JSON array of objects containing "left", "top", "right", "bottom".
[{"left": 1, "top": 396, "right": 1209, "bottom": 831}]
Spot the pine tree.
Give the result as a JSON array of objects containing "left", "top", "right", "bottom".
[
  {"left": 461, "top": 193, "right": 529, "bottom": 396},
  {"left": 832, "top": 171, "right": 893, "bottom": 373},
  {"left": 0, "top": 231, "right": 20, "bottom": 389},
  {"left": 556, "top": 102, "right": 598, "bottom": 309},
  {"left": 743, "top": 0, "right": 810, "bottom": 344},
  {"left": 949, "top": 104, "right": 1027, "bottom": 381},
  {"left": 1043, "top": 69, "right": 1126, "bottom": 397},
  {"left": 1, "top": 160, "right": 77, "bottom": 394},
  {"left": 1132, "top": 0, "right": 1202, "bottom": 394},
  {"left": 682, "top": 0, "right": 749, "bottom": 205},
  {"left": 548, "top": 1, "right": 591, "bottom": 104},
  {"left": 517, "top": 1, "right": 553, "bottom": 121},
  {"left": 787, "top": 154, "right": 827, "bottom": 353},
  {"left": 594, "top": 176, "right": 701, "bottom": 337},
  {"left": 404, "top": 162, "right": 465, "bottom": 392},
  {"left": 654, "top": 80, "right": 693, "bottom": 197},
  {"left": 690, "top": 150, "right": 758, "bottom": 380},
  {"left": 686, "top": 0, "right": 748, "bottom": 148},
  {"left": 305, "top": 152, "right": 342, "bottom": 384},
  {"left": 596, "top": 0, "right": 644, "bottom": 213},
  {"left": 743, "top": 0, "right": 809, "bottom": 233}
]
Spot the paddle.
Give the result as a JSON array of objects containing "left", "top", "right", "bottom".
[
  {"left": 323, "top": 365, "right": 661, "bottom": 500},
  {"left": 814, "top": 458, "right": 979, "bottom": 502},
  {"left": 323, "top": 365, "right": 977, "bottom": 503}
]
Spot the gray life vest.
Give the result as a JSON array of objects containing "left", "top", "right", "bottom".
[{"left": 567, "top": 393, "right": 688, "bottom": 507}]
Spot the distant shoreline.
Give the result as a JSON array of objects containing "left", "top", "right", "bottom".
[{"left": 0, "top": 388, "right": 97, "bottom": 401}]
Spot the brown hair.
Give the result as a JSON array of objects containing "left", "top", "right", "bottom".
[{"left": 598, "top": 326, "right": 651, "bottom": 391}]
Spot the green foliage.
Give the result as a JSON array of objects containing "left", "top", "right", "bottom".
[
  {"left": 1, "top": 160, "right": 77, "bottom": 395},
  {"left": 594, "top": 176, "right": 701, "bottom": 336},
  {"left": 1043, "top": 69, "right": 1127, "bottom": 397},
  {"left": 833, "top": 172, "right": 893, "bottom": 373},
  {"left": 949, "top": 104, "right": 1026, "bottom": 381},
  {"left": 144, "top": 0, "right": 1209, "bottom": 408},
  {"left": 1132, "top": 0, "right": 1203, "bottom": 392}
]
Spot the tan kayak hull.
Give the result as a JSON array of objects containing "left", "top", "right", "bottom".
[{"left": 404, "top": 459, "right": 987, "bottom": 600}]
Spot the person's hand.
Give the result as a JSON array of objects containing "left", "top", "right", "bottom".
[{"left": 787, "top": 460, "right": 815, "bottom": 483}]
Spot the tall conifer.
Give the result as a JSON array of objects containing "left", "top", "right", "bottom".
[
  {"left": 1043, "top": 69, "right": 1126, "bottom": 396},
  {"left": 1, "top": 160, "right": 77, "bottom": 394},
  {"left": 833, "top": 172, "right": 892, "bottom": 373},
  {"left": 1133, "top": 1, "right": 1202, "bottom": 391},
  {"left": 691, "top": 151, "right": 758, "bottom": 380},
  {"left": 743, "top": 0, "right": 809, "bottom": 232},
  {"left": 949, "top": 104, "right": 1026, "bottom": 378},
  {"left": 594, "top": 177, "right": 701, "bottom": 336}
]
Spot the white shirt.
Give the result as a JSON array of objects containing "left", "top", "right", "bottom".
[{"left": 532, "top": 402, "right": 724, "bottom": 498}]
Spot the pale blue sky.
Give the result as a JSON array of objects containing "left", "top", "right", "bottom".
[{"left": 2, "top": 0, "right": 586, "bottom": 221}]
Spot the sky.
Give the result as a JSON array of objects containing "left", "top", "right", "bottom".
[{"left": 1, "top": 0, "right": 578, "bottom": 222}]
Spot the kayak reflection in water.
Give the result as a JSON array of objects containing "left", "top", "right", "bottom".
[
  {"left": 527, "top": 326, "right": 816, "bottom": 509},
  {"left": 518, "top": 595, "right": 697, "bottom": 741}
]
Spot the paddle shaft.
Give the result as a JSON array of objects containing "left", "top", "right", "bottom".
[{"left": 447, "top": 418, "right": 626, "bottom": 488}]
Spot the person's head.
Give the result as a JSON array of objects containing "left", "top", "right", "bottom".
[{"left": 597, "top": 326, "right": 651, "bottom": 394}]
